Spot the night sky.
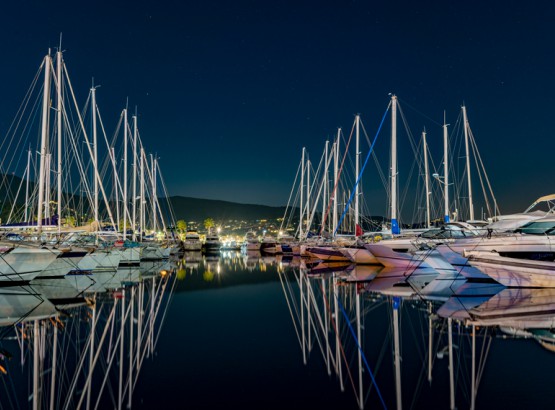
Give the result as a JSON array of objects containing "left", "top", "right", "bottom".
[{"left": 1, "top": 1, "right": 554, "bottom": 215}]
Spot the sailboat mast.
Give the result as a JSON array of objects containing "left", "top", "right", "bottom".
[
  {"left": 333, "top": 129, "right": 340, "bottom": 234},
  {"left": 323, "top": 140, "right": 328, "bottom": 233},
  {"left": 355, "top": 114, "right": 360, "bottom": 233},
  {"left": 151, "top": 154, "right": 157, "bottom": 233},
  {"left": 300, "top": 148, "right": 305, "bottom": 240},
  {"left": 25, "top": 148, "right": 31, "bottom": 222},
  {"left": 391, "top": 95, "right": 399, "bottom": 234},
  {"left": 37, "top": 53, "right": 52, "bottom": 233},
  {"left": 462, "top": 105, "right": 474, "bottom": 221},
  {"left": 123, "top": 108, "right": 128, "bottom": 239},
  {"left": 132, "top": 114, "right": 138, "bottom": 241},
  {"left": 154, "top": 159, "right": 167, "bottom": 235},
  {"left": 140, "top": 147, "right": 145, "bottom": 239},
  {"left": 112, "top": 147, "right": 120, "bottom": 232},
  {"left": 57, "top": 51, "right": 63, "bottom": 234},
  {"left": 45, "top": 154, "right": 51, "bottom": 220},
  {"left": 306, "top": 158, "right": 310, "bottom": 236},
  {"left": 423, "top": 130, "right": 431, "bottom": 228},
  {"left": 443, "top": 115, "right": 450, "bottom": 223},
  {"left": 92, "top": 85, "right": 99, "bottom": 226}
]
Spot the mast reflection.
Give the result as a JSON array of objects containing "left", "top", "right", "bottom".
[
  {"left": 0, "top": 260, "right": 175, "bottom": 409},
  {"left": 281, "top": 260, "right": 555, "bottom": 409}
]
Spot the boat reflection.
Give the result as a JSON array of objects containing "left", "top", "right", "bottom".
[
  {"left": 181, "top": 250, "right": 284, "bottom": 275},
  {"left": 280, "top": 260, "right": 555, "bottom": 410},
  {"left": 0, "top": 259, "right": 175, "bottom": 409}
]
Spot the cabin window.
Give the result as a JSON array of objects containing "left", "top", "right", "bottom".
[{"left": 517, "top": 221, "right": 555, "bottom": 235}]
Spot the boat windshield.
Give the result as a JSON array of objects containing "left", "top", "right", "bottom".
[
  {"left": 515, "top": 221, "right": 555, "bottom": 235},
  {"left": 420, "top": 227, "right": 471, "bottom": 239}
]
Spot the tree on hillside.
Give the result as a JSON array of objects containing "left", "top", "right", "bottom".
[
  {"left": 204, "top": 218, "right": 214, "bottom": 234},
  {"left": 176, "top": 220, "right": 187, "bottom": 233}
]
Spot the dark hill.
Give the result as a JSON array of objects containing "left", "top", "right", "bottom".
[{"left": 167, "top": 196, "right": 291, "bottom": 221}]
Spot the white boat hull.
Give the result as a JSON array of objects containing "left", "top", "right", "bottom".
[
  {"left": 339, "top": 247, "right": 380, "bottom": 264},
  {"left": 0, "top": 247, "right": 60, "bottom": 282}
]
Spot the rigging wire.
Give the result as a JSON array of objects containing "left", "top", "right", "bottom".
[{"left": 335, "top": 104, "right": 390, "bottom": 236}]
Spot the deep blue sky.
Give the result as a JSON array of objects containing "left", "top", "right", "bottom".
[{"left": 1, "top": 1, "right": 554, "bottom": 214}]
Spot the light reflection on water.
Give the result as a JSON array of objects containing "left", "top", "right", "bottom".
[
  {"left": 3, "top": 252, "right": 555, "bottom": 409},
  {"left": 168, "top": 252, "right": 555, "bottom": 409}
]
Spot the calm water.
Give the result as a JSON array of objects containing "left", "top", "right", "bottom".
[{"left": 2, "top": 251, "right": 555, "bottom": 409}]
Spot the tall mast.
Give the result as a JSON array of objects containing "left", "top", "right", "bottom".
[
  {"left": 140, "top": 147, "right": 145, "bottom": 240},
  {"left": 155, "top": 159, "right": 167, "bottom": 235},
  {"left": 25, "top": 148, "right": 31, "bottom": 222},
  {"left": 333, "top": 129, "right": 340, "bottom": 234},
  {"left": 423, "top": 130, "right": 431, "bottom": 228},
  {"left": 91, "top": 84, "right": 99, "bottom": 227},
  {"left": 123, "top": 108, "right": 128, "bottom": 239},
  {"left": 45, "top": 154, "right": 51, "bottom": 219},
  {"left": 355, "top": 114, "right": 360, "bottom": 234},
  {"left": 300, "top": 148, "right": 305, "bottom": 240},
  {"left": 322, "top": 140, "right": 328, "bottom": 233},
  {"left": 151, "top": 154, "right": 157, "bottom": 233},
  {"left": 37, "top": 53, "right": 52, "bottom": 233},
  {"left": 306, "top": 158, "right": 310, "bottom": 236},
  {"left": 112, "top": 147, "right": 120, "bottom": 232},
  {"left": 462, "top": 105, "right": 474, "bottom": 221},
  {"left": 132, "top": 114, "right": 138, "bottom": 241},
  {"left": 56, "top": 50, "right": 63, "bottom": 234},
  {"left": 443, "top": 114, "right": 450, "bottom": 223},
  {"left": 391, "top": 95, "right": 399, "bottom": 234}
]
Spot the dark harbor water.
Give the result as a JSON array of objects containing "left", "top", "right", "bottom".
[{"left": 2, "top": 251, "right": 555, "bottom": 409}]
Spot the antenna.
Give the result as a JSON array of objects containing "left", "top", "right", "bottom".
[{"left": 59, "top": 33, "right": 63, "bottom": 51}]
